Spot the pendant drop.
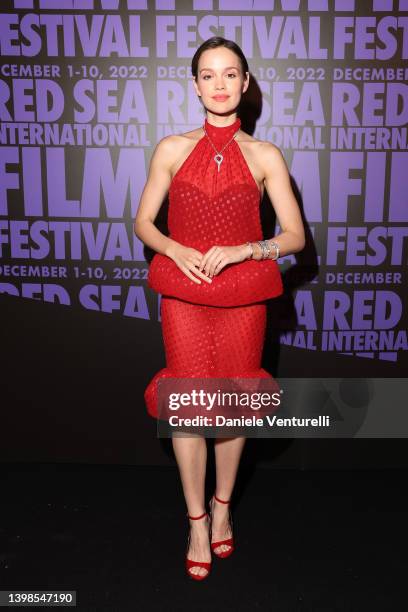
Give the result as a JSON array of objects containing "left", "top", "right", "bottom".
[{"left": 214, "top": 153, "right": 223, "bottom": 172}]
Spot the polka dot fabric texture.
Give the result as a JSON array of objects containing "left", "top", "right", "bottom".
[
  {"left": 147, "top": 117, "right": 283, "bottom": 307},
  {"left": 145, "top": 117, "right": 283, "bottom": 419},
  {"left": 144, "top": 297, "right": 278, "bottom": 419}
]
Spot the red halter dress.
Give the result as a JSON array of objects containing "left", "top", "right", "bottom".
[{"left": 145, "top": 117, "right": 283, "bottom": 420}]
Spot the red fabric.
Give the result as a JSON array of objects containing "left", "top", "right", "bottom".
[
  {"left": 147, "top": 117, "right": 283, "bottom": 307},
  {"left": 145, "top": 118, "right": 283, "bottom": 419}
]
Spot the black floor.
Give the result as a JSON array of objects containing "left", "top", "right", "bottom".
[{"left": 0, "top": 461, "right": 406, "bottom": 611}]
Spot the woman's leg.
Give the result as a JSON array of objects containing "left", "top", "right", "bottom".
[
  {"left": 214, "top": 436, "right": 246, "bottom": 500},
  {"left": 172, "top": 432, "right": 211, "bottom": 577},
  {"left": 210, "top": 302, "right": 267, "bottom": 553},
  {"left": 211, "top": 436, "right": 246, "bottom": 554},
  {"left": 161, "top": 298, "right": 214, "bottom": 577}
]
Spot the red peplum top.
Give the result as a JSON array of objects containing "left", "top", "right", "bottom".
[{"left": 147, "top": 117, "right": 283, "bottom": 307}]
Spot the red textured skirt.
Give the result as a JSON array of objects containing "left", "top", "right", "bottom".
[{"left": 144, "top": 296, "right": 275, "bottom": 419}]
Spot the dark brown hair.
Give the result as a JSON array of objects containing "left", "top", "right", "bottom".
[{"left": 191, "top": 36, "right": 249, "bottom": 80}]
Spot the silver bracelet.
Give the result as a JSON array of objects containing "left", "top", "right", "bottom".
[
  {"left": 268, "top": 240, "right": 280, "bottom": 260},
  {"left": 255, "top": 239, "right": 280, "bottom": 260},
  {"left": 257, "top": 240, "right": 267, "bottom": 259},
  {"left": 263, "top": 240, "right": 271, "bottom": 259},
  {"left": 258, "top": 240, "right": 273, "bottom": 260}
]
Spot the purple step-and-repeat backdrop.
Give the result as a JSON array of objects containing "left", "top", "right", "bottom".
[{"left": 0, "top": 1, "right": 407, "bottom": 462}]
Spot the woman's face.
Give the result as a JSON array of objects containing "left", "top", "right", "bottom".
[{"left": 193, "top": 46, "right": 249, "bottom": 115}]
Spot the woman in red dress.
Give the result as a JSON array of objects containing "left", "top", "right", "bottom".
[{"left": 134, "top": 36, "right": 305, "bottom": 580}]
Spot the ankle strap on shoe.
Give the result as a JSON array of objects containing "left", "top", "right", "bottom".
[
  {"left": 187, "top": 511, "right": 208, "bottom": 520},
  {"left": 214, "top": 494, "right": 230, "bottom": 504}
]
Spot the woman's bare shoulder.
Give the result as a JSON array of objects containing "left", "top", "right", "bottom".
[
  {"left": 255, "top": 142, "right": 290, "bottom": 187},
  {"left": 235, "top": 129, "right": 283, "bottom": 184},
  {"left": 158, "top": 126, "right": 203, "bottom": 148},
  {"left": 155, "top": 128, "right": 203, "bottom": 175},
  {"left": 241, "top": 131, "right": 284, "bottom": 168},
  {"left": 238, "top": 129, "right": 281, "bottom": 152},
  {"left": 153, "top": 128, "right": 202, "bottom": 158}
]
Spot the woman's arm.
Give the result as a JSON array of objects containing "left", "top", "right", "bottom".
[
  {"left": 133, "top": 136, "right": 178, "bottom": 257},
  {"left": 250, "top": 142, "right": 306, "bottom": 261},
  {"left": 134, "top": 136, "right": 212, "bottom": 285}
]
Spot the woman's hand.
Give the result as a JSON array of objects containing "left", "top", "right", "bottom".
[
  {"left": 199, "top": 244, "right": 250, "bottom": 278},
  {"left": 167, "top": 242, "right": 213, "bottom": 284}
]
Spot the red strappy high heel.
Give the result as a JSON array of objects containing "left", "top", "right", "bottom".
[
  {"left": 185, "top": 510, "right": 212, "bottom": 580},
  {"left": 208, "top": 494, "right": 235, "bottom": 558}
]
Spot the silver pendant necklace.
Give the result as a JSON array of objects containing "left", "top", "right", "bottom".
[{"left": 203, "top": 123, "right": 240, "bottom": 172}]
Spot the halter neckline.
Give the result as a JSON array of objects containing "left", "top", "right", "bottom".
[{"left": 204, "top": 117, "right": 241, "bottom": 147}]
